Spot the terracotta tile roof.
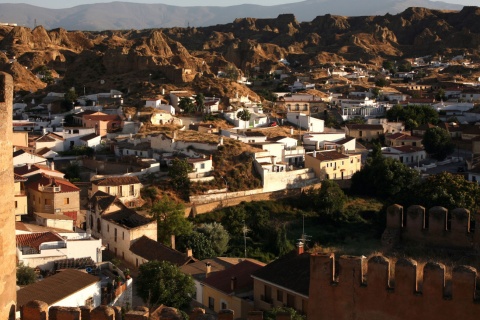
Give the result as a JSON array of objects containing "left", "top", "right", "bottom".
[
  {"left": 16, "top": 232, "right": 64, "bottom": 251},
  {"left": 391, "top": 146, "right": 425, "bottom": 153},
  {"left": 13, "top": 149, "right": 47, "bottom": 160},
  {"left": 25, "top": 173, "right": 80, "bottom": 193},
  {"left": 83, "top": 114, "right": 121, "bottom": 122},
  {"left": 35, "top": 132, "right": 64, "bottom": 142},
  {"left": 14, "top": 164, "right": 63, "bottom": 177},
  {"left": 386, "top": 133, "right": 422, "bottom": 141},
  {"left": 180, "top": 258, "right": 237, "bottom": 281},
  {"left": 17, "top": 269, "right": 100, "bottom": 308},
  {"left": 312, "top": 150, "right": 349, "bottom": 161},
  {"left": 35, "top": 212, "right": 74, "bottom": 221},
  {"left": 202, "top": 259, "right": 265, "bottom": 295},
  {"left": 334, "top": 137, "right": 355, "bottom": 144},
  {"left": 130, "top": 235, "right": 196, "bottom": 266},
  {"left": 251, "top": 250, "right": 310, "bottom": 296},
  {"left": 92, "top": 176, "right": 141, "bottom": 186},
  {"left": 103, "top": 208, "right": 153, "bottom": 229}
]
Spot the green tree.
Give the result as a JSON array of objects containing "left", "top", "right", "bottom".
[
  {"left": 375, "top": 78, "right": 389, "bottom": 87},
  {"left": 35, "top": 65, "right": 54, "bottom": 85},
  {"left": 179, "top": 97, "right": 195, "bottom": 114},
  {"left": 194, "top": 93, "right": 205, "bottom": 112},
  {"left": 264, "top": 307, "right": 306, "bottom": 320},
  {"left": 197, "top": 222, "right": 230, "bottom": 256},
  {"left": 436, "top": 88, "right": 446, "bottom": 101},
  {"left": 64, "top": 88, "right": 78, "bottom": 108},
  {"left": 168, "top": 158, "right": 191, "bottom": 200},
  {"left": 237, "top": 109, "right": 251, "bottom": 128},
  {"left": 305, "top": 181, "right": 347, "bottom": 219},
  {"left": 422, "top": 127, "right": 455, "bottom": 161},
  {"left": 395, "top": 172, "right": 480, "bottom": 213},
  {"left": 151, "top": 196, "right": 192, "bottom": 246},
  {"left": 351, "top": 144, "right": 420, "bottom": 199},
  {"left": 17, "top": 263, "right": 36, "bottom": 286},
  {"left": 386, "top": 104, "right": 439, "bottom": 130},
  {"left": 177, "top": 231, "right": 215, "bottom": 260},
  {"left": 136, "top": 260, "right": 195, "bottom": 310}
]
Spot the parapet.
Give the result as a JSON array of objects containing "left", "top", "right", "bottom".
[
  {"left": 20, "top": 303, "right": 182, "bottom": 320},
  {"left": 384, "top": 204, "right": 478, "bottom": 249},
  {"left": 308, "top": 253, "right": 480, "bottom": 320}
]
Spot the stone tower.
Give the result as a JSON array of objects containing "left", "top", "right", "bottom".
[{"left": 0, "top": 72, "right": 16, "bottom": 319}]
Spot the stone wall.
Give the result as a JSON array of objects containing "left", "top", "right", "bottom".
[
  {"left": 383, "top": 204, "right": 480, "bottom": 249},
  {"left": 308, "top": 253, "right": 480, "bottom": 320},
  {"left": 0, "top": 72, "right": 17, "bottom": 320}
]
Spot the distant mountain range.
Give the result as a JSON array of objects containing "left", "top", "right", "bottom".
[{"left": 0, "top": 0, "right": 468, "bottom": 31}]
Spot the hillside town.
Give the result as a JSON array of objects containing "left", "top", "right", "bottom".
[{"left": 2, "top": 5, "right": 480, "bottom": 320}]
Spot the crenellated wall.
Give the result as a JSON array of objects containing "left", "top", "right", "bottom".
[
  {"left": 0, "top": 72, "right": 16, "bottom": 320},
  {"left": 383, "top": 204, "right": 480, "bottom": 249},
  {"left": 308, "top": 253, "right": 480, "bottom": 320},
  {"left": 20, "top": 301, "right": 184, "bottom": 320}
]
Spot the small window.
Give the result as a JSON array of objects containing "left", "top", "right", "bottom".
[
  {"left": 277, "top": 290, "right": 283, "bottom": 302},
  {"left": 122, "top": 231, "right": 125, "bottom": 240},
  {"left": 208, "top": 297, "right": 215, "bottom": 310},
  {"left": 221, "top": 301, "right": 227, "bottom": 310},
  {"left": 64, "top": 198, "right": 70, "bottom": 205}
]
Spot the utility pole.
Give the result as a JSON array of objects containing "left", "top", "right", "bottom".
[{"left": 242, "top": 220, "right": 250, "bottom": 259}]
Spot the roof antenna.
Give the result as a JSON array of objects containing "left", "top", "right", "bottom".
[
  {"left": 298, "top": 214, "right": 311, "bottom": 246},
  {"left": 242, "top": 220, "right": 250, "bottom": 259}
]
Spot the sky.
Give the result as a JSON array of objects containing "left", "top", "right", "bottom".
[{"left": 1, "top": 0, "right": 479, "bottom": 9}]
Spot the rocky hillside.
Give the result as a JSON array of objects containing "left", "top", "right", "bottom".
[{"left": 0, "top": 7, "right": 479, "bottom": 98}]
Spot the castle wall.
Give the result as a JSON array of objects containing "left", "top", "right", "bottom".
[
  {"left": 0, "top": 72, "right": 17, "bottom": 319},
  {"left": 385, "top": 204, "right": 478, "bottom": 249},
  {"left": 308, "top": 253, "right": 480, "bottom": 320}
]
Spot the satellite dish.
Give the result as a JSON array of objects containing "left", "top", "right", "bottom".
[{"left": 100, "top": 80, "right": 105, "bottom": 84}]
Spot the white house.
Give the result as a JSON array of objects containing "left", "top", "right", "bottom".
[
  {"left": 79, "top": 133, "right": 102, "bottom": 148},
  {"left": 145, "top": 99, "right": 176, "bottom": 115},
  {"left": 150, "top": 131, "right": 221, "bottom": 153},
  {"left": 381, "top": 146, "right": 426, "bottom": 165},
  {"left": 16, "top": 231, "right": 102, "bottom": 270},
  {"left": 286, "top": 112, "right": 324, "bottom": 132},
  {"left": 62, "top": 127, "right": 97, "bottom": 150},
  {"left": 13, "top": 149, "right": 48, "bottom": 167},
  {"left": 302, "top": 132, "right": 347, "bottom": 150},
  {"left": 17, "top": 269, "right": 102, "bottom": 310},
  {"left": 221, "top": 129, "right": 268, "bottom": 144},
  {"left": 223, "top": 107, "right": 268, "bottom": 128},
  {"left": 34, "top": 132, "right": 65, "bottom": 152}
]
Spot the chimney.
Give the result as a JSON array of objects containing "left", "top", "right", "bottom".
[
  {"left": 290, "top": 127, "right": 294, "bottom": 135},
  {"left": 271, "top": 156, "right": 276, "bottom": 165},
  {"left": 296, "top": 241, "right": 304, "bottom": 255},
  {"left": 315, "top": 141, "right": 320, "bottom": 151},
  {"left": 313, "top": 150, "right": 317, "bottom": 158},
  {"left": 186, "top": 248, "right": 193, "bottom": 258},
  {"left": 27, "top": 163, "right": 31, "bottom": 170},
  {"left": 50, "top": 161, "right": 55, "bottom": 171},
  {"left": 230, "top": 276, "right": 237, "bottom": 292},
  {"left": 205, "top": 262, "right": 211, "bottom": 278},
  {"left": 171, "top": 234, "right": 176, "bottom": 250}
]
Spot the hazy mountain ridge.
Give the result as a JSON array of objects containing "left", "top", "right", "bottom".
[
  {"left": 1, "top": 6, "right": 480, "bottom": 97},
  {"left": 0, "top": 0, "right": 464, "bottom": 31}
]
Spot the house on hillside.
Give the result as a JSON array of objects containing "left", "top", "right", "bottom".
[
  {"left": 385, "top": 133, "right": 423, "bottom": 147},
  {"left": 381, "top": 146, "right": 426, "bottom": 165},
  {"left": 221, "top": 130, "right": 267, "bottom": 144},
  {"left": 81, "top": 112, "right": 123, "bottom": 136},
  {"left": 34, "top": 132, "right": 65, "bottom": 152},
  {"left": 252, "top": 245, "right": 310, "bottom": 315},
  {"left": 345, "top": 124, "right": 384, "bottom": 141},
  {"left": 304, "top": 150, "right": 361, "bottom": 180},
  {"left": 286, "top": 112, "right": 325, "bottom": 132},
  {"left": 14, "top": 174, "right": 28, "bottom": 221},
  {"left": 16, "top": 269, "right": 101, "bottom": 310},
  {"left": 129, "top": 235, "right": 196, "bottom": 269},
  {"left": 202, "top": 259, "right": 265, "bottom": 318},
  {"left": 90, "top": 176, "right": 143, "bottom": 208},
  {"left": 25, "top": 174, "right": 80, "bottom": 223},
  {"left": 63, "top": 127, "right": 97, "bottom": 150},
  {"left": 88, "top": 191, "right": 156, "bottom": 262},
  {"left": 13, "top": 149, "right": 48, "bottom": 167}
]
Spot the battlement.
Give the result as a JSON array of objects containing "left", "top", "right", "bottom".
[
  {"left": 384, "top": 204, "right": 480, "bottom": 249},
  {"left": 19, "top": 300, "right": 182, "bottom": 320},
  {"left": 308, "top": 253, "right": 480, "bottom": 320}
]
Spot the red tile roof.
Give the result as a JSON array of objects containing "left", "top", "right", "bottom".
[
  {"left": 202, "top": 259, "right": 265, "bottom": 295},
  {"left": 91, "top": 176, "right": 141, "bottom": 186},
  {"left": 130, "top": 235, "right": 196, "bottom": 266},
  {"left": 25, "top": 173, "right": 80, "bottom": 193},
  {"left": 312, "top": 150, "right": 349, "bottom": 161},
  {"left": 16, "top": 232, "right": 64, "bottom": 251},
  {"left": 17, "top": 269, "right": 99, "bottom": 308}
]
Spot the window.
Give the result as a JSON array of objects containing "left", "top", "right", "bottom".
[
  {"left": 221, "top": 301, "right": 227, "bottom": 310},
  {"left": 85, "top": 297, "right": 93, "bottom": 307},
  {"left": 264, "top": 285, "right": 272, "bottom": 303},
  {"left": 208, "top": 297, "right": 215, "bottom": 310},
  {"left": 287, "top": 293, "right": 295, "bottom": 308},
  {"left": 106, "top": 186, "right": 111, "bottom": 194},
  {"left": 277, "top": 290, "right": 284, "bottom": 302},
  {"left": 122, "top": 232, "right": 125, "bottom": 240},
  {"left": 200, "top": 163, "right": 205, "bottom": 169},
  {"left": 129, "top": 185, "right": 135, "bottom": 196},
  {"left": 114, "top": 228, "right": 117, "bottom": 242},
  {"left": 359, "top": 131, "right": 363, "bottom": 137},
  {"left": 15, "top": 201, "right": 18, "bottom": 209},
  {"left": 119, "top": 186, "right": 123, "bottom": 196},
  {"left": 64, "top": 198, "right": 70, "bottom": 205}
]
